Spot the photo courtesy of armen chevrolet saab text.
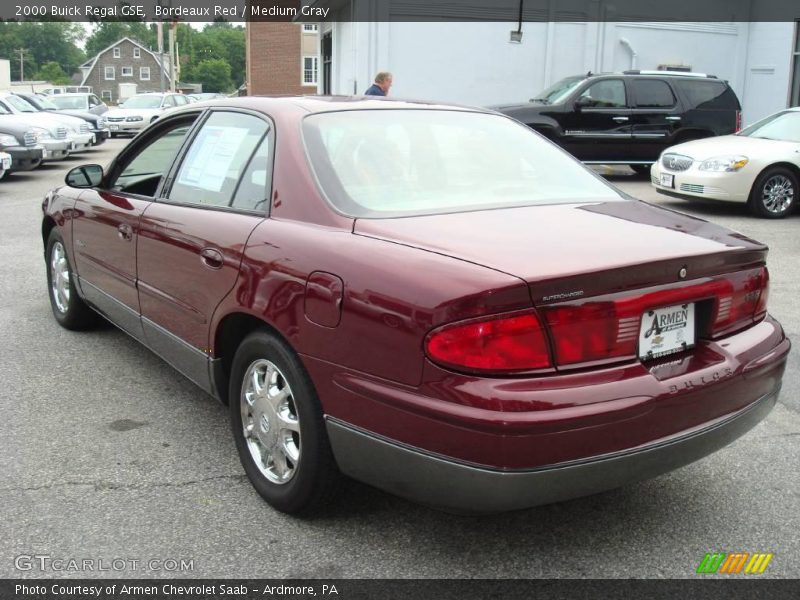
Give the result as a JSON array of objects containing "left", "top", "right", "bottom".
[{"left": 42, "top": 96, "right": 790, "bottom": 515}]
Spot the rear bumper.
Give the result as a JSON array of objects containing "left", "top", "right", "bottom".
[
  {"left": 327, "top": 385, "right": 779, "bottom": 513},
  {"left": 318, "top": 315, "right": 789, "bottom": 512}
]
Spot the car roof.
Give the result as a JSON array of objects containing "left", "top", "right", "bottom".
[
  {"left": 183, "top": 95, "right": 489, "bottom": 116},
  {"left": 54, "top": 93, "right": 92, "bottom": 97}
]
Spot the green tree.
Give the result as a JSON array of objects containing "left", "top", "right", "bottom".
[
  {"left": 36, "top": 61, "right": 71, "bottom": 85},
  {"left": 193, "top": 59, "right": 233, "bottom": 93},
  {"left": 0, "top": 21, "right": 85, "bottom": 81}
]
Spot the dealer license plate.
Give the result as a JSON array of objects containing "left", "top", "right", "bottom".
[
  {"left": 660, "top": 173, "right": 674, "bottom": 188},
  {"left": 110, "top": 124, "right": 119, "bottom": 131},
  {"left": 1, "top": 158, "right": 10, "bottom": 170},
  {"left": 638, "top": 303, "right": 695, "bottom": 360}
]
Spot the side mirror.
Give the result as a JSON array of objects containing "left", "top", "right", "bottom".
[
  {"left": 65, "top": 164, "right": 103, "bottom": 188},
  {"left": 574, "top": 96, "right": 593, "bottom": 110}
]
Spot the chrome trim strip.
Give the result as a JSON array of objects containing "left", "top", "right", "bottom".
[{"left": 78, "top": 277, "right": 144, "bottom": 341}]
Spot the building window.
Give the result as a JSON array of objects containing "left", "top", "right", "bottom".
[
  {"left": 140, "top": 67, "right": 150, "bottom": 81},
  {"left": 105, "top": 66, "right": 115, "bottom": 80},
  {"left": 101, "top": 90, "right": 112, "bottom": 101},
  {"left": 303, "top": 24, "right": 318, "bottom": 33},
  {"left": 113, "top": 47, "right": 121, "bottom": 58},
  {"left": 121, "top": 66, "right": 133, "bottom": 77},
  {"left": 302, "top": 56, "right": 318, "bottom": 86},
  {"left": 133, "top": 47, "right": 140, "bottom": 58},
  {"left": 791, "top": 20, "right": 800, "bottom": 106}
]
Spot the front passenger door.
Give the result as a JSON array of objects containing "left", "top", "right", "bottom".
[
  {"left": 71, "top": 116, "right": 198, "bottom": 340},
  {"left": 560, "top": 79, "right": 632, "bottom": 161}
]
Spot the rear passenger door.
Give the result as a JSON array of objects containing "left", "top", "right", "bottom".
[
  {"left": 136, "top": 110, "right": 273, "bottom": 392},
  {"left": 628, "top": 78, "right": 683, "bottom": 161}
]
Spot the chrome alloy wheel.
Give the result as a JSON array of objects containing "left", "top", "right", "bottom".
[
  {"left": 50, "top": 241, "right": 71, "bottom": 314},
  {"left": 762, "top": 174, "right": 795, "bottom": 214},
  {"left": 240, "top": 359, "right": 301, "bottom": 484}
]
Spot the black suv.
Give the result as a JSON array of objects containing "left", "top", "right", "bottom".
[{"left": 495, "top": 71, "right": 741, "bottom": 174}]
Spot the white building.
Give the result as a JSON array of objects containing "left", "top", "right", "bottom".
[{"left": 313, "top": 5, "right": 799, "bottom": 125}]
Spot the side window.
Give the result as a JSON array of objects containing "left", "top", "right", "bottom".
[
  {"left": 110, "top": 120, "right": 197, "bottom": 196},
  {"left": 163, "top": 95, "right": 176, "bottom": 107},
  {"left": 231, "top": 134, "right": 272, "bottom": 212},
  {"left": 632, "top": 80, "right": 676, "bottom": 108},
  {"left": 89, "top": 95, "right": 100, "bottom": 107},
  {"left": 168, "top": 111, "right": 269, "bottom": 209},
  {"left": 676, "top": 80, "right": 739, "bottom": 110},
  {"left": 174, "top": 95, "right": 188, "bottom": 105},
  {"left": 578, "top": 80, "right": 626, "bottom": 108}
]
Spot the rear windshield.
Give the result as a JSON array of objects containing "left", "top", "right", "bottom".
[
  {"left": 675, "top": 80, "right": 740, "bottom": 110},
  {"left": 303, "top": 109, "right": 623, "bottom": 218}
]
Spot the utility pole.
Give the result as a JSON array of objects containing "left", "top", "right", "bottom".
[
  {"left": 168, "top": 20, "right": 177, "bottom": 92},
  {"left": 14, "top": 48, "right": 25, "bottom": 83},
  {"left": 157, "top": 20, "right": 165, "bottom": 93}
]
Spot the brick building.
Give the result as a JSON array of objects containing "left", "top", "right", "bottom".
[{"left": 246, "top": 23, "right": 319, "bottom": 95}]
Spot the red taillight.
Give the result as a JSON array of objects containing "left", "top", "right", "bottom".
[
  {"left": 542, "top": 267, "right": 769, "bottom": 368},
  {"left": 712, "top": 266, "right": 769, "bottom": 335},
  {"left": 735, "top": 110, "right": 742, "bottom": 133},
  {"left": 425, "top": 312, "right": 552, "bottom": 373}
]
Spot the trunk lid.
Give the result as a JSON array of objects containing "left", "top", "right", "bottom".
[{"left": 353, "top": 200, "right": 767, "bottom": 304}]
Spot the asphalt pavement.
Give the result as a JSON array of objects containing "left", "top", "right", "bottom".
[{"left": 1, "top": 140, "right": 797, "bottom": 579}]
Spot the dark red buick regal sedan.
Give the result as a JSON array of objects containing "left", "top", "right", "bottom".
[{"left": 42, "top": 97, "right": 789, "bottom": 514}]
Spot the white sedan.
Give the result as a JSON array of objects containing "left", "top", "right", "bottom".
[
  {"left": 651, "top": 107, "right": 800, "bottom": 218},
  {"left": 105, "top": 93, "right": 189, "bottom": 135}
]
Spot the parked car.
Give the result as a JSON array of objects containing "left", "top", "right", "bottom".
[
  {"left": 43, "top": 97, "right": 788, "bottom": 515},
  {"left": 105, "top": 92, "right": 190, "bottom": 135},
  {"left": 45, "top": 92, "right": 108, "bottom": 116},
  {"left": 40, "top": 86, "right": 92, "bottom": 96},
  {"left": 14, "top": 93, "right": 110, "bottom": 147},
  {"left": 188, "top": 93, "right": 227, "bottom": 102},
  {"left": 0, "top": 92, "right": 94, "bottom": 154},
  {"left": 651, "top": 107, "right": 800, "bottom": 218},
  {"left": 0, "top": 106, "right": 68, "bottom": 163},
  {"left": 495, "top": 70, "right": 742, "bottom": 174},
  {"left": 0, "top": 151, "right": 11, "bottom": 180},
  {"left": 0, "top": 119, "right": 45, "bottom": 172}
]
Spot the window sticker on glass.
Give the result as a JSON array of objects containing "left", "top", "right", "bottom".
[{"left": 178, "top": 126, "right": 250, "bottom": 192}]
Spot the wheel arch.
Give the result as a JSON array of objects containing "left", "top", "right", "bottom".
[
  {"left": 750, "top": 161, "right": 800, "bottom": 185},
  {"left": 212, "top": 311, "right": 295, "bottom": 405},
  {"left": 42, "top": 216, "right": 57, "bottom": 253}
]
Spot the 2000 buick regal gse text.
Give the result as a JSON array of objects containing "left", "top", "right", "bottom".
[{"left": 42, "top": 97, "right": 789, "bottom": 514}]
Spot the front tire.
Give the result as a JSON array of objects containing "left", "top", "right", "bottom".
[
  {"left": 45, "top": 229, "right": 97, "bottom": 330},
  {"left": 748, "top": 167, "right": 797, "bottom": 218},
  {"left": 229, "top": 330, "right": 340, "bottom": 515},
  {"left": 629, "top": 164, "right": 652, "bottom": 177}
]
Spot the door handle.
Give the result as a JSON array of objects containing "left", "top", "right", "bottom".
[
  {"left": 200, "top": 247, "right": 224, "bottom": 270},
  {"left": 665, "top": 116, "right": 682, "bottom": 121},
  {"left": 117, "top": 223, "right": 133, "bottom": 241},
  {"left": 612, "top": 116, "right": 629, "bottom": 122}
]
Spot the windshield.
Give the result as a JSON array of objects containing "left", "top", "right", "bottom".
[
  {"left": 121, "top": 96, "right": 163, "bottom": 109},
  {"left": 532, "top": 76, "right": 585, "bottom": 104},
  {"left": 738, "top": 110, "right": 800, "bottom": 142},
  {"left": 5, "top": 95, "right": 38, "bottom": 113},
  {"left": 303, "top": 109, "right": 622, "bottom": 218},
  {"left": 50, "top": 96, "right": 86, "bottom": 110},
  {"left": 30, "top": 95, "right": 57, "bottom": 110}
]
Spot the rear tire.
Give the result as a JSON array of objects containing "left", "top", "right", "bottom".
[
  {"left": 45, "top": 229, "right": 97, "bottom": 330},
  {"left": 748, "top": 167, "right": 797, "bottom": 219},
  {"left": 229, "top": 330, "right": 340, "bottom": 515}
]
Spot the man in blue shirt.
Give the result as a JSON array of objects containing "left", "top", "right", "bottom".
[{"left": 364, "top": 72, "right": 393, "bottom": 96}]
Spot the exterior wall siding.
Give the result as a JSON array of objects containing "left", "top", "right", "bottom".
[{"left": 82, "top": 39, "right": 166, "bottom": 105}]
